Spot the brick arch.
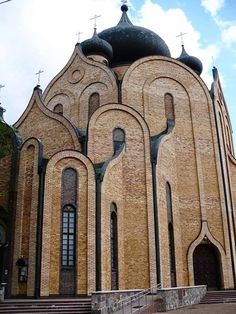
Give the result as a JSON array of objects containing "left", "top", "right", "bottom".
[
  {"left": 14, "top": 87, "right": 81, "bottom": 157},
  {"left": 87, "top": 103, "right": 151, "bottom": 161},
  {"left": 45, "top": 89, "right": 75, "bottom": 121},
  {"left": 79, "top": 82, "right": 112, "bottom": 129},
  {"left": 11, "top": 137, "right": 42, "bottom": 296},
  {"left": 122, "top": 55, "right": 210, "bottom": 98},
  {"left": 187, "top": 221, "right": 230, "bottom": 289},
  {"left": 87, "top": 104, "right": 157, "bottom": 289},
  {"left": 41, "top": 150, "right": 95, "bottom": 296},
  {"left": 122, "top": 56, "right": 212, "bottom": 133}
]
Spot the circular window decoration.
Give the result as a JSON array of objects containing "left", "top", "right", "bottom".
[{"left": 68, "top": 68, "right": 85, "bottom": 84}]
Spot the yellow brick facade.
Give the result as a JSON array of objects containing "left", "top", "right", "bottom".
[{"left": 1, "top": 5, "right": 236, "bottom": 299}]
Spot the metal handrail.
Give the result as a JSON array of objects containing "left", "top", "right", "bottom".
[{"left": 99, "top": 283, "right": 162, "bottom": 314}]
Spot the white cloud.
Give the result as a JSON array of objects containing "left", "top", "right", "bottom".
[
  {"left": 201, "top": 0, "right": 236, "bottom": 47},
  {"left": 137, "top": 0, "right": 219, "bottom": 87},
  {"left": 221, "top": 25, "right": 236, "bottom": 46},
  {"left": 0, "top": 0, "right": 122, "bottom": 124},
  {"left": 201, "top": 0, "right": 225, "bottom": 17}
]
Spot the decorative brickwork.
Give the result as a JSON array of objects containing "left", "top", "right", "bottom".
[
  {"left": 11, "top": 138, "right": 40, "bottom": 296},
  {"left": 40, "top": 150, "right": 96, "bottom": 296},
  {"left": 2, "top": 9, "right": 236, "bottom": 299}
]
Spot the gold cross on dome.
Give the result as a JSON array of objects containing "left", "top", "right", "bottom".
[
  {"left": 76, "top": 32, "right": 83, "bottom": 43},
  {"left": 35, "top": 70, "right": 44, "bottom": 85},
  {"left": 90, "top": 14, "right": 101, "bottom": 29},
  {"left": 176, "top": 32, "right": 187, "bottom": 45}
]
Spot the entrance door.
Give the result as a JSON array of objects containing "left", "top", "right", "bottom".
[{"left": 193, "top": 244, "right": 221, "bottom": 290}]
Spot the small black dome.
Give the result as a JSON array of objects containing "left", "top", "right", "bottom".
[
  {"left": 177, "top": 45, "right": 203, "bottom": 75},
  {"left": 98, "top": 5, "right": 170, "bottom": 66},
  {"left": 81, "top": 28, "right": 113, "bottom": 61}
]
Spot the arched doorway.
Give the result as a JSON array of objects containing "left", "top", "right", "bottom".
[{"left": 193, "top": 243, "right": 221, "bottom": 290}]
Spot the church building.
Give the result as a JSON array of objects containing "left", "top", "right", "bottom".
[{"left": 0, "top": 3, "right": 236, "bottom": 297}]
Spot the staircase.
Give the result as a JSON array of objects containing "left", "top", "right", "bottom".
[
  {"left": 0, "top": 298, "right": 91, "bottom": 313},
  {"left": 200, "top": 290, "right": 236, "bottom": 304}
]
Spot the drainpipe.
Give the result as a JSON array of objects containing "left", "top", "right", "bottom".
[{"left": 151, "top": 119, "right": 175, "bottom": 285}]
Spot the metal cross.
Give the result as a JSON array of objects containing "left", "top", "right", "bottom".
[
  {"left": 0, "top": 84, "right": 5, "bottom": 97},
  {"left": 176, "top": 32, "right": 187, "bottom": 45},
  {"left": 121, "top": 0, "right": 128, "bottom": 4},
  {"left": 35, "top": 70, "right": 44, "bottom": 85},
  {"left": 211, "top": 56, "right": 215, "bottom": 66},
  {"left": 76, "top": 31, "right": 83, "bottom": 43},
  {"left": 90, "top": 14, "right": 101, "bottom": 29}
]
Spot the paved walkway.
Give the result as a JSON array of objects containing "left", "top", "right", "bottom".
[{"left": 167, "top": 303, "right": 236, "bottom": 314}]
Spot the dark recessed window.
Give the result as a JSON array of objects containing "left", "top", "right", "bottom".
[
  {"left": 111, "top": 203, "right": 118, "bottom": 290},
  {"left": 164, "top": 93, "right": 175, "bottom": 120},
  {"left": 113, "top": 128, "right": 125, "bottom": 155},
  {"left": 166, "top": 182, "right": 176, "bottom": 287},
  {"left": 54, "top": 103, "right": 63, "bottom": 115},
  {"left": 88, "top": 93, "right": 100, "bottom": 119}
]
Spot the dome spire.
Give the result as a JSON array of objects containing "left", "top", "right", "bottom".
[
  {"left": 118, "top": 0, "right": 132, "bottom": 26},
  {"left": 80, "top": 23, "right": 113, "bottom": 62},
  {"left": 177, "top": 44, "right": 203, "bottom": 75}
]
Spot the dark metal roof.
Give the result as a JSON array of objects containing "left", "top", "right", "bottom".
[
  {"left": 97, "top": 4, "right": 171, "bottom": 66},
  {"left": 81, "top": 28, "right": 113, "bottom": 61},
  {"left": 177, "top": 45, "right": 203, "bottom": 75}
]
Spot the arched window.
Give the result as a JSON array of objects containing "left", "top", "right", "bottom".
[
  {"left": 88, "top": 93, "right": 100, "bottom": 119},
  {"left": 60, "top": 168, "right": 77, "bottom": 295},
  {"left": 226, "top": 124, "right": 232, "bottom": 152},
  {"left": 166, "top": 182, "right": 176, "bottom": 287},
  {"left": 164, "top": 93, "right": 175, "bottom": 120},
  {"left": 113, "top": 128, "right": 125, "bottom": 155},
  {"left": 110, "top": 203, "right": 118, "bottom": 290},
  {"left": 54, "top": 103, "right": 63, "bottom": 115},
  {"left": 166, "top": 182, "right": 173, "bottom": 223},
  {"left": 168, "top": 223, "right": 176, "bottom": 287}
]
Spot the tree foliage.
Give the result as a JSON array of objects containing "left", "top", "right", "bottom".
[{"left": 0, "top": 123, "right": 13, "bottom": 159}]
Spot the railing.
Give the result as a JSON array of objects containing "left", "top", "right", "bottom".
[{"left": 98, "top": 284, "right": 162, "bottom": 314}]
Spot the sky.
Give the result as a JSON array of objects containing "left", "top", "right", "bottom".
[{"left": 0, "top": 0, "right": 236, "bottom": 145}]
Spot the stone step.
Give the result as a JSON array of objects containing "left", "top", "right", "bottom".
[
  {"left": 0, "top": 308, "right": 91, "bottom": 314},
  {"left": 0, "top": 298, "right": 92, "bottom": 314},
  {"left": 200, "top": 290, "right": 236, "bottom": 304},
  {"left": 0, "top": 309, "right": 91, "bottom": 314}
]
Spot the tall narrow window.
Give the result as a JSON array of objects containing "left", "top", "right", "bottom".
[
  {"left": 226, "top": 124, "right": 232, "bottom": 152},
  {"left": 166, "top": 182, "right": 176, "bottom": 287},
  {"left": 60, "top": 168, "right": 77, "bottom": 295},
  {"left": 88, "top": 93, "right": 100, "bottom": 119},
  {"left": 164, "top": 93, "right": 175, "bottom": 120},
  {"left": 113, "top": 128, "right": 125, "bottom": 155},
  {"left": 54, "top": 103, "right": 63, "bottom": 115},
  {"left": 166, "top": 182, "right": 173, "bottom": 223},
  {"left": 62, "top": 205, "right": 75, "bottom": 266},
  {"left": 110, "top": 203, "right": 118, "bottom": 290}
]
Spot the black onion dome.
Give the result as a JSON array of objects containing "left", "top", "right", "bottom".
[
  {"left": 81, "top": 28, "right": 113, "bottom": 60},
  {"left": 177, "top": 45, "right": 203, "bottom": 75},
  {"left": 98, "top": 4, "right": 171, "bottom": 66}
]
